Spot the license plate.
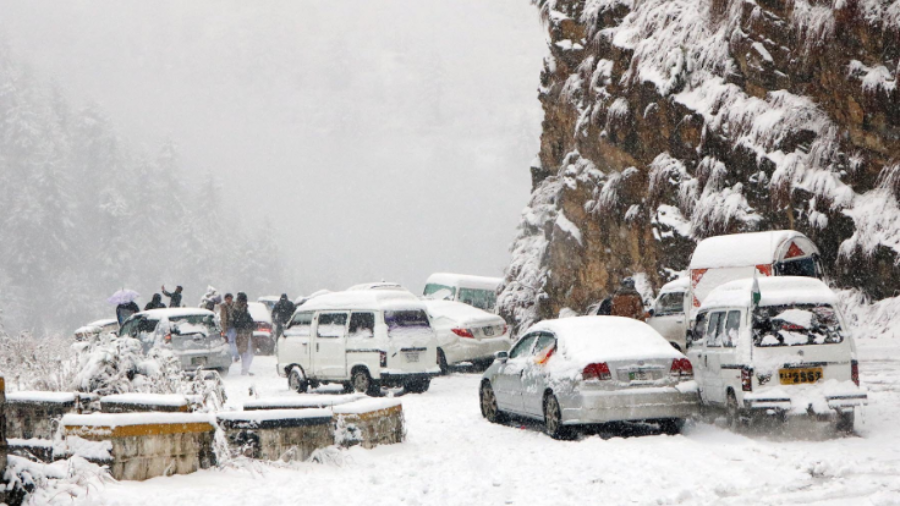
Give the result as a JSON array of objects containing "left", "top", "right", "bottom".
[
  {"left": 483, "top": 326, "right": 495, "bottom": 337},
  {"left": 405, "top": 352, "right": 420, "bottom": 363},
  {"left": 191, "top": 357, "right": 208, "bottom": 366},
  {"left": 628, "top": 370, "right": 650, "bottom": 381},
  {"left": 779, "top": 367, "right": 823, "bottom": 385}
]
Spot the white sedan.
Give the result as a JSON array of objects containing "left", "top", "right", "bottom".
[
  {"left": 480, "top": 316, "right": 700, "bottom": 439},
  {"left": 423, "top": 300, "right": 511, "bottom": 374}
]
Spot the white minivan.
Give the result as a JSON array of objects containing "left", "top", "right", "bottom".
[
  {"left": 277, "top": 290, "right": 440, "bottom": 395},
  {"left": 686, "top": 276, "right": 867, "bottom": 431},
  {"left": 423, "top": 272, "right": 503, "bottom": 312},
  {"left": 646, "top": 277, "right": 691, "bottom": 351}
]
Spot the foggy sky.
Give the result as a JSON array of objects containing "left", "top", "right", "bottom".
[{"left": 0, "top": 1, "right": 546, "bottom": 297}]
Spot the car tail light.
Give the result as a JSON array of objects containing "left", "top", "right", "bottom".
[
  {"left": 502, "top": 324, "right": 509, "bottom": 336},
  {"left": 582, "top": 362, "right": 611, "bottom": 381},
  {"left": 741, "top": 366, "right": 753, "bottom": 392},
  {"left": 851, "top": 359, "right": 859, "bottom": 386},
  {"left": 380, "top": 351, "right": 388, "bottom": 368},
  {"left": 257, "top": 322, "right": 272, "bottom": 331},
  {"left": 669, "top": 358, "right": 693, "bottom": 379},
  {"left": 452, "top": 328, "right": 474, "bottom": 338},
  {"left": 164, "top": 333, "right": 172, "bottom": 343}
]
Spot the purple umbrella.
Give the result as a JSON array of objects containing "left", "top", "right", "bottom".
[{"left": 107, "top": 289, "right": 140, "bottom": 305}]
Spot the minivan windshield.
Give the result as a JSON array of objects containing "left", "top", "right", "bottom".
[
  {"left": 752, "top": 304, "right": 844, "bottom": 347},
  {"left": 384, "top": 310, "right": 430, "bottom": 332}
]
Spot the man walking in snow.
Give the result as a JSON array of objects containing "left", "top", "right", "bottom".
[
  {"left": 232, "top": 292, "right": 256, "bottom": 375},
  {"left": 144, "top": 293, "right": 166, "bottom": 311},
  {"left": 161, "top": 285, "right": 183, "bottom": 308},
  {"left": 271, "top": 293, "right": 296, "bottom": 337},
  {"left": 610, "top": 278, "right": 645, "bottom": 321},
  {"left": 220, "top": 293, "right": 239, "bottom": 362}
]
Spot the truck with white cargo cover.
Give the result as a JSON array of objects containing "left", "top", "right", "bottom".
[
  {"left": 277, "top": 290, "right": 440, "bottom": 395},
  {"left": 423, "top": 272, "right": 503, "bottom": 312},
  {"left": 686, "top": 276, "right": 866, "bottom": 431},
  {"left": 688, "top": 230, "right": 824, "bottom": 311}
]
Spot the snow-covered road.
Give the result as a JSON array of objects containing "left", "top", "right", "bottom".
[{"left": 94, "top": 345, "right": 900, "bottom": 505}]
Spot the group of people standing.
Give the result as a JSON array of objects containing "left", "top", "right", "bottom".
[{"left": 114, "top": 285, "right": 184, "bottom": 325}]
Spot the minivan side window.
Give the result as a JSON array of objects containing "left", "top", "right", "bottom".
[
  {"left": 348, "top": 312, "right": 375, "bottom": 338},
  {"left": 288, "top": 312, "right": 313, "bottom": 336},
  {"left": 655, "top": 292, "right": 685, "bottom": 316},
  {"left": 723, "top": 310, "right": 741, "bottom": 347},
  {"left": 706, "top": 312, "right": 725, "bottom": 347},
  {"left": 317, "top": 313, "right": 348, "bottom": 338},
  {"left": 690, "top": 313, "right": 708, "bottom": 347}
]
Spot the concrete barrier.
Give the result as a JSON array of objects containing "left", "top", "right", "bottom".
[
  {"left": 5, "top": 391, "right": 85, "bottom": 440},
  {"left": 100, "top": 393, "right": 192, "bottom": 413},
  {"left": 218, "top": 409, "right": 334, "bottom": 462},
  {"left": 243, "top": 393, "right": 365, "bottom": 411},
  {"left": 62, "top": 413, "right": 215, "bottom": 481},
  {"left": 333, "top": 398, "right": 404, "bottom": 449}
]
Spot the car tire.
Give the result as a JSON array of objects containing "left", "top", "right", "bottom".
[
  {"left": 726, "top": 390, "right": 741, "bottom": 431},
  {"left": 543, "top": 393, "right": 574, "bottom": 440},
  {"left": 836, "top": 410, "right": 855, "bottom": 434},
  {"left": 214, "top": 367, "right": 230, "bottom": 378},
  {"left": 351, "top": 368, "right": 379, "bottom": 396},
  {"left": 659, "top": 418, "right": 685, "bottom": 435},
  {"left": 406, "top": 378, "right": 431, "bottom": 393},
  {"left": 288, "top": 367, "right": 308, "bottom": 394},
  {"left": 437, "top": 349, "right": 449, "bottom": 375},
  {"left": 480, "top": 381, "right": 506, "bottom": 424}
]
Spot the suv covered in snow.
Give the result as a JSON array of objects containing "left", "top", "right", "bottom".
[{"left": 118, "top": 308, "right": 232, "bottom": 375}]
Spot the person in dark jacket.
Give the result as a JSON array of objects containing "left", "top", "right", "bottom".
[
  {"left": 161, "top": 285, "right": 183, "bottom": 308},
  {"left": 610, "top": 278, "right": 645, "bottom": 321},
  {"left": 232, "top": 292, "right": 256, "bottom": 375},
  {"left": 271, "top": 294, "right": 296, "bottom": 337},
  {"left": 144, "top": 293, "right": 166, "bottom": 311},
  {"left": 116, "top": 301, "right": 140, "bottom": 326}
]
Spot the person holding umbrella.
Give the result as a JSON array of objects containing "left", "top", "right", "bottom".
[{"left": 108, "top": 289, "right": 141, "bottom": 325}]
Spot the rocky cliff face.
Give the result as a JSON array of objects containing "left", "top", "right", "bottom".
[{"left": 499, "top": 0, "right": 900, "bottom": 331}]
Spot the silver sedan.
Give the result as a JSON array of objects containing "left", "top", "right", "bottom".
[{"left": 479, "top": 316, "right": 700, "bottom": 439}]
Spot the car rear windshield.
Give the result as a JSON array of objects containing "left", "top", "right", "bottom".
[
  {"left": 775, "top": 257, "right": 820, "bottom": 278},
  {"left": 752, "top": 304, "right": 844, "bottom": 347},
  {"left": 384, "top": 310, "right": 430, "bottom": 332},
  {"left": 170, "top": 315, "right": 216, "bottom": 335}
]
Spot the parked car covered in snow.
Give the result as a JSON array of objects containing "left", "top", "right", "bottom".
[
  {"left": 249, "top": 301, "right": 275, "bottom": 355},
  {"left": 479, "top": 316, "right": 700, "bottom": 439},
  {"left": 347, "top": 282, "right": 410, "bottom": 292},
  {"left": 277, "top": 290, "right": 440, "bottom": 396},
  {"left": 423, "top": 300, "right": 512, "bottom": 374},
  {"left": 423, "top": 272, "right": 502, "bottom": 312},
  {"left": 118, "top": 308, "right": 232, "bottom": 375},
  {"left": 74, "top": 318, "right": 119, "bottom": 341},
  {"left": 686, "top": 276, "right": 866, "bottom": 431},
  {"left": 257, "top": 296, "right": 280, "bottom": 314},
  {"left": 647, "top": 277, "right": 691, "bottom": 351},
  {"left": 689, "top": 230, "right": 824, "bottom": 312}
]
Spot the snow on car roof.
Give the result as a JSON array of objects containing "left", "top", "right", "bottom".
[
  {"left": 701, "top": 276, "right": 838, "bottom": 310},
  {"left": 659, "top": 277, "right": 690, "bottom": 293},
  {"left": 248, "top": 302, "right": 273, "bottom": 322},
  {"left": 298, "top": 290, "right": 424, "bottom": 312},
  {"left": 422, "top": 300, "right": 504, "bottom": 325},
  {"left": 139, "top": 308, "right": 216, "bottom": 319},
  {"left": 689, "top": 230, "right": 811, "bottom": 269},
  {"left": 425, "top": 272, "right": 502, "bottom": 291},
  {"left": 528, "top": 316, "right": 681, "bottom": 362},
  {"left": 346, "top": 282, "right": 409, "bottom": 292},
  {"left": 87, "top": 319, "right": 118, "bottom": 327}
]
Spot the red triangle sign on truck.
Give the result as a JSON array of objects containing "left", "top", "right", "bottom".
[{"left": 785, "top": 242, "right": 805, "bottom": 259}]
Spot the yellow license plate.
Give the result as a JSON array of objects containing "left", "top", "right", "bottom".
[{"left": 779, "top": 367, "right": 823, "bottom": 385}]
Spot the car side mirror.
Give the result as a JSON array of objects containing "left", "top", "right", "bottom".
[{"left": 494, "top": 351, "right": 509, "bottom": 363}]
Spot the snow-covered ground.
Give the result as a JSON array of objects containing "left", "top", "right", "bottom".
[{"left": 45, "top": 341, "right": 900, "bottom": 505}]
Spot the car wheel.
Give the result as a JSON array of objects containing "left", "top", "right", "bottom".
[
  {"left": 836, "top": 410, "right": 855, "bottom": 434},
  {"left": 725, "top": 391, "right": 741, "bottom": 431},
  {"left": 437, "top": 349, "right": 449, "bottom": 375},
  {"left": 214, "top": 367, "right": 230, "bottom": 378},
  {"left": 288, "top": 367, "right": 308, "bottom": 393},
  {"left": 543, "top": 393, "right": 574, "bottom": 440},
  {"left": 659, "top": 418, "right": 685, "bottom": 435},
  {"left": 480, "top": 381, "right": 506, "bottom": 424},
  {"left": 351, "top": 368, "right": 379, "bottom": 396}
]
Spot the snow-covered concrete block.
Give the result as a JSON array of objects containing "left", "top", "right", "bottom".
[
  {"left": 217, "top": 409, "right": 334, "bottom": 462},
  {"left": 62, "top": 413, "right": 215, "bottom": 481},
  {"left": 100, "top": 393, "right": 192, "bottom": 413},
  {"left": 243, "top": 393, "right": 365, "bottom": 411},
  {"left": 333, "top": 398, "right": 404, "bottom": 449},
  {"left": 5, "top": 391, "right": 82, "bottom": 440}
]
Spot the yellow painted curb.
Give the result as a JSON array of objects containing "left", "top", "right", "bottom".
[{"left": 65, "top": 422, "right": 214, "bottom": 439}]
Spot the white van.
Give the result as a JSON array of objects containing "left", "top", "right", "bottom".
[
  {"left": 689, "top": 230, "right": 824, "bottom": 311},
  {"left": 686, "top": 276, "right": 866, "bottom": 431},
  {"left": 277, "top": 290, "right": 440, "bottom": 395},
  {"left": 423, "top": 273, "right": 503, "bottom": 312},
  {"left": 646, "top": 277, "right": 691, "bottom": 351}
]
